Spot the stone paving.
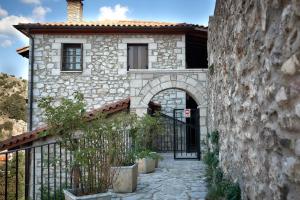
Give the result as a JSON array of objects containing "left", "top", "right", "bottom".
[{"left": 112, "top": 153, "right": 207, "bottom": 200}]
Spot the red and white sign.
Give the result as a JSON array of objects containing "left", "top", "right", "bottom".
[{"left": 184, "top": 109, "right": 191, "bottom": 118}]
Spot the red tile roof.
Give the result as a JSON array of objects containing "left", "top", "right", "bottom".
[
  {"left": 14, "top": 20, "right": 207, "bottom": 36},
  {"left": 0, "top": 98, "right": 130, "bottom": 151},
  {"left": 17, "top": 20, "right": 206, "bottom": 28}
]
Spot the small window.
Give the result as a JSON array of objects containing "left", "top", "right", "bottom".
[
  {"left": 61, "top": 44, "right": 83, "bottom": 71},
  {"left": 127, "top": 44, "right": 148, "bottom": 70}
]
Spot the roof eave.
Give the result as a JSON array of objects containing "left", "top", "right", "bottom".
[{"left": 14, "top": 24, "right": 207, "bottom": 36}]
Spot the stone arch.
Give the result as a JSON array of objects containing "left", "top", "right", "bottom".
[{"left": 139, "top": 75, "right": 206, "bottom": 108}]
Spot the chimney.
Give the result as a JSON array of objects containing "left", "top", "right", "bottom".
[{"left": 66, "top": 0, "right": 83, "bottom": 22}]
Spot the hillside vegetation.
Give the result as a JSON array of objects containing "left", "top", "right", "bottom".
[{"left": 0, "top": 73, "right": 27, "bottom": 141}]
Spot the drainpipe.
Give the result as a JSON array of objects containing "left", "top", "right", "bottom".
[
  {"left": 24, "top": 29, "right": 34, "bottom": 199},
  {"left": 28, "top": 30, "right": 34, "bottom": 131}
]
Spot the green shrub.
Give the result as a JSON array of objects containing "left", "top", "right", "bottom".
[
  {"left": 225, "top": 182, "right": 241, "bottom": 200},
  {"left": 0, "top": 93, "right": 27, "bottom": 121},
  {"left": 0, "top": 121, "right": 14, "bottom": 131},
  {"left": 204, "top": 130, "right": 241, "bottom": 200},
  {"left": 203, "top": 151, "right": 219, "bottom": 168},
  {"left": 40, "top": 184, "right": 66, "bottom": 200}
]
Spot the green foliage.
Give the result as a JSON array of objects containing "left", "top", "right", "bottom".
[
  {"left": 204, "top": 130, "right": 241, "bottom": 200},
  {"left": 210, "top": 130, "right": 219, "bottom": 145},
  {"left": 0, "top": 121, "right": 14, "bottom": 131},
  {"left": 225, "top": 182, "right": 241, "bottom": 200},
  {"left": 0, "top": 152, "right": 25, "bottom": 200},
  {"left": 40, "top": 185, "right": 66, "bottom": 200},
  {"left": 203, "top": 151, "right": 219, "bottom": 169},
  {"left": 134, "top": 112, "right": 164, "bottom": 153},
  {"left": 38, "top": 92, "right": 86, "bottom": 147},
  {"left": 0, "top": 121, "right": 14, "bottom": 140},
  {"left": 135, "top": 150, "right": 163, "bottom": 160},
  {"left": 0, "top": 93, "right": 27, "bottom": 121},
  {"left": 38, "top": 93, "right": 137, "bottom": 195}
]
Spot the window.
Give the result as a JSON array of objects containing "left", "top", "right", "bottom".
[
  {"left": 127, "top": 44, "right": 148, "bottom": 70},
  {"left": 61, "top": 43, "right": 83, "bottom": 71}
]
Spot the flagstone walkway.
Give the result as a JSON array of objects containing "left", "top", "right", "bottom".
[{"left": 112, "top": 153, "right": 207, "bottom": 200}]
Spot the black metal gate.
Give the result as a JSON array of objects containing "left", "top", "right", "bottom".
[{"left": 173, "top": 109, "right": 200, "bottom": 160}]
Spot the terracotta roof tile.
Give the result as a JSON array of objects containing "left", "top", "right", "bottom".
[
  {"left": 17, "top": 20, "right": 206, "bottom": 28},
  {"left": 0, "top": 98, "right": 130, "bottom": 151},
  {"left": 14, "top": 20, "right": 207, "bottom": 36}
]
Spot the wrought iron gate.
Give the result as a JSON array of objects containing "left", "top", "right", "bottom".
[{"left": 173, "top": 109, "right": 200, "bottom": 160}]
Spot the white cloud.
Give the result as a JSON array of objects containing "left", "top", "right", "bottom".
[
  {"left": 1, "top": 39, "right": 12, "bottom": 47},
  {"left": 99, "top": 4, "right": 129, "bottom": 21},
  {"left": 0, "top": 15, "right": 32, "bottom": 45},
  {"left": 0, "top": 6, "right": 8, "bottom": 18},
  {"left": 21, "top": 0, "right": 41, "bottom": 5},
  {"left": 32, "top": 6, "right": 51, "bottom": 21},
  {"left": 0, "top": 4, "right": 51, "bottom": 46}
]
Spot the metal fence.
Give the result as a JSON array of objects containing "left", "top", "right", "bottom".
[
  {"left": 0, "top": 113, "right": 198, "bottom": 199},
  {"left": 0, "top": 142, "right": 72, "bottom": 200},
  {"left": 0, "top": 130, "right": 132, "bottom": 200}
]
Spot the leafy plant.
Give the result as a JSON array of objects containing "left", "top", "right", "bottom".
[
  {"left": 38, "top": 92, "right": 128, "bottom": 195},
  {"left": 40, "top": 184, "right": 66, "bottom": 200},
  {"left": 0, "top": 93, "right": 27, "bottom": 121},
  {"left": 0, "top": 121, "right": 14, "bottom": 140},
  {"left": 0, "top": 152, "right": 25, "bottom": 200},
  {"left": 134, "top": 112, "right": 164, "bottom": 153},
  {"left": 204, "top": 130, "right": 241, "bottom": 200},
  {"left": 135, "top": 149, "right": 163, "bottom": 160}
]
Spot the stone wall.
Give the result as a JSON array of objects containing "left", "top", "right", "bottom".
[
  {"left": 152, "top": 89, "right": 186, "bottom": 117},
  {"left": 31, "top": 34, "right": 185, "bottom": 128},
  {"left": 129, "top": 69, "right": 207, "bottom": 116},
  {"left": 208, "top": 0, "right": 300, "bottom": 199}
]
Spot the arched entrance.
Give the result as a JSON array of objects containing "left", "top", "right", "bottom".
[
  {"left": 129, "top": 69, "right": 208, "bottom": 159},
  {"left": 148, "top": 88, "right": 201, "bottom": 159}
]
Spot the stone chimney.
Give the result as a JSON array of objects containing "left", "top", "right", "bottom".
[{"left": 66, "top": 0, "right": 83, "bottom": 22}]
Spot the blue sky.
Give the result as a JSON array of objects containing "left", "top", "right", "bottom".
[{"left": 0, "top": 0, "right": 215, "bottom": 79}]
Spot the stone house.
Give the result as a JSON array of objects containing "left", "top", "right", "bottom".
[
  {"left": 0, "top": 0, "right": 208, "bottom": 198},
  {"left": 15, "top": 0, "right": 208, "bottom": 131}
]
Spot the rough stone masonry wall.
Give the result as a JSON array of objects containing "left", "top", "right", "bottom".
[
  {"left": 208, "top": 0, "right": 300, "bottom": 199},
  {"left": 152, "top": 89, "right": 186, "bottom": 117},
  {"left": 31, "top": 34, "right": 185, "bottom": 128}
]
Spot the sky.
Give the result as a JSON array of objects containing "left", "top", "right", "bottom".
[{"left": 0, "top": 0, "right": 216, "bottom": 79}]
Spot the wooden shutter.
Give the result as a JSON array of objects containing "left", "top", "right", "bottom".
[{"left": 127, "top": 44, "right": 148, "bottom": 70}]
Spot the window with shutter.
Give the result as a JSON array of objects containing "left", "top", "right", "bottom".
[{"left": 127, "top": 44, "right": 148, "bottom": 70}]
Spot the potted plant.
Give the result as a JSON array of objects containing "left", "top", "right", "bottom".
[
  {"left": 134, "top": 113, "right": 164, "bottom": 171},
  {"left": 135, "top": 149, "right": 156, "bottom": 173},
  {"left": 38, "top": 93, "right": 124, "bottom": 200},
  {"left": 109, "top": 113, "right": 139, "bottom": 193},
  {"left": 149, "top": 151, "right": 163, "bottom": 168},
  {"left": 111, "top": 150, "right": 138, "bottom": 193}
]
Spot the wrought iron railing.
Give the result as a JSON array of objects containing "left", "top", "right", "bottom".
[
  {"left": 0, "top": 112, "right": 200, "bottom": 199},
  {"left": 0, "top": 142, "right": 72, "bottom": 200},
  {"left": 0, "top": 132, "right": 132, "bottom": 200}
]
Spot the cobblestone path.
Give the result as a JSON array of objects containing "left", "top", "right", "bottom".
[{"left": 112, "top": 153, "right": 207, "bottom": 200}]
